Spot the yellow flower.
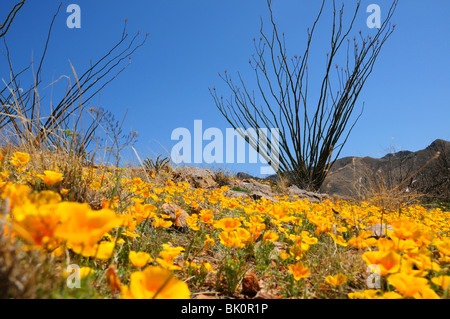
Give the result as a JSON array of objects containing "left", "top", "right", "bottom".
[
  {"left": 262, "top": 230, "right": 279, "bottom": 242},
  {"left": 54, "top": 202, "right": 123, "bottom": 256},
  {"left": 0, "top": 169, "right": 9, "bottom": 185},
  {"left": 185, "top": 260, "right": 200, "bottom": 269},
  {"left": 120, "top": 266, "right": 190, "bottom": 299},
  {"left": 277, "top": 250, "right": 289, "bottom": 260},
  {"left": 413, "top": 286, "right": 441, "bottom": 299},
  {"left": 79, "top": 267, "right": 95, "bottom": 278},
  {"left": 12, "top": 202, "right": 62, "bottom": 249},
  {"left": 199, "top": 209, "right": 214, "bottom": 224},
  {"left": 391, "top": 220, "right": 423, "bottom": 241},
  {"left": 219, "top": 230, "right": 242, "bottom": 248},
  {"left": 37, "top": 170, "right": 63, "bottom": 185},
  {"left": 186, "top": 214, "right": 200, "bottom": 231},
  {"left": 300, "top": 231, "right": 318, "bottom": 245},
  {"left": 398, "top": 258, "right": 428, "bottom": 277},
  {"left": 122, "top": 230, "right": 140, "bottom": 238},
  {"left": 396, "top": 239, "right": 420, "bottom": 253},
  {"left": 236, "top": 227, "right": 252, "bottom": 244},
  {"left": 156, "top": 258, "right": 182, "bottom": 271},
  {"left": 381, "top": 292, "right": 404, "bottom": 299},
  {"left": 435, "top": 238, "right": 450, "bottom": 256},
  {"left": 404, "top": 248, "right": 441, "bottom": 272},
  {"left": 348, "top": 290, "right": 403, "bottom": 299},
  {"left": 325, "top": 273, "right": 347, "bottom": 286},
  {"left": 362, "top": 250, "right": 401, "bottom": 276},
  {"left": 387, "top": 273, "right": 429, "bottom": 297},
  {"left": 348, "top": 289, "right": 380, "bottom": 299},
  {"left": 204, "top": 235, "right": 215, "bottom": 249},
  {"left": 132, "top": 203, "right": 157, "bottom": 223},
  {"left": 377, "top": 237, "right": 396, "bottom": 251},
  {"left": 289, "top": 243, "right": 308, "bottom": 260},
  {"left": 288, "top": 262, "right": 310, "bottom": 281},
  {"left": 431, "top": 276, "right": 450, "bottom": 291},
  {"left": 329, "top": 233, "right": 348, "bottom": 247},
  {"left": 335, "top": 225, "right": 347, "bottom": 232},
  {"left": 347, "top": 236, "right": 369, "bottom": 249},
  {"left": 92, "top": 241, "right": 116, "bottom": 260},
  {"left": 129, "top": 251, "right": 153, "bottom": 268},
  {"left": 364, "top": 237, "right": 378, "bottom": 247},
  {"left": 10, "top": 152, "right": 30, "bottom": 167},
  {"left": 247, "top": 222, "right": 265, "bottom": 239},
  {"left": 159, "top": 244, "right": 184, "bottom": 262},
  {"left": 249, "top": 215, "right": 264, "bottom": 224},
  {"left": 152, "top": 216, "right": 173, "bottom": 228},
  {"left": 1, "top": 183, "right": 31, "bottom": 208},
  {"left": 69, "top": 240, "right": 116, "bottom": 260},
  {"left": 202, "top": 262, "right": 216, "bottom": 273},
  {"left": 51, "top": 245, "right": 65, "bottom": 257},
  {"left": 214, "top": 217, "right": 242, "bottom": 232}
]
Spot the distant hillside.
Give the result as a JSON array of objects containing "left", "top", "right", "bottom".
[
  {"left": 321, "top": 139, "right": 450, "bottom": 199},
  {"left": 237, "top": 139, "right": 450, "bottom": 200}
]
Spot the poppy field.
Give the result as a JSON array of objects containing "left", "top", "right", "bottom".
[{"left": 1, "top": 150, "right": 449, "bottom": 299}]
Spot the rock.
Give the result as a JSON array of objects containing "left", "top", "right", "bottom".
[
  {"left": 180, "top": 167, "right": 219, "bottom": 189},
  {"left": 365, "top": 223, "right": 393, "bottom": 238},
  {"left": 288, "top": 185, "right": 329, "bottom": 203},
  {"left": 161, "top": 203, "right": 189, "bottom": 228},
  {"left": 226, "top": 179, "right": 328, "bottom": 203},
  {"left": 236, "top": 172, "right": 255, "bottom": 180},
  {"left": 241, "top": 273, "right": 260, "bottom": 297},
  {"left": 229, "top": 179, "right": 276, "bottom": 201},
  {"left": 223, "top": 190, "right": 250, "bottom": 199}
]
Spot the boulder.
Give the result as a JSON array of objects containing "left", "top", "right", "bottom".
[
  {"left": 288, "top": 185, "right": 329, "bottom": 203},
  {"left": 236, "top": 172, "right": 256, "bottom": 180},
  {"left": 365, "top": 223, "right": 394, "bottom": 238},
  {"left": 179, "top": 167, "right": 219, "bottom": 189},
  {"left": 161, "top": 203, "right": 189, "bottom": 228},
  {"left": 226, "top": 179, "right": 328, "bottom": 203},
  {"left": 223, "top": 189, "right": 251, "bottom": 200},
  {"left": 230, "top": 179, "right": 275, "bottom": 200}
]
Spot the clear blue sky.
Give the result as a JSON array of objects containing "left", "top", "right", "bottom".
[{"left": 1, "top": 0, "right": 449, "bottom": 177}]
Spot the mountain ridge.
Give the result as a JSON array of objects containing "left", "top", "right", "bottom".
[{"left": 237, "top": 139, "right": 450, "bottom": 199}]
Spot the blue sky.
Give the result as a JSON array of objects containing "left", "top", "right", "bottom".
[{"left": 1, "top": 0, "right": 449, "bottom": 177}]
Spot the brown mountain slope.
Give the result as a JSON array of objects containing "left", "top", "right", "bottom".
[{"left": 321, "top": 139, "right": 450, "bottom": 199}]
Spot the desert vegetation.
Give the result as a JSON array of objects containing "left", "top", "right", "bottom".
[
  {"left": 0, "top": 148, "right": 449, "bottom": 299},
  {"left": 1, "top": 0, "right": 449, "bottom": 300}
]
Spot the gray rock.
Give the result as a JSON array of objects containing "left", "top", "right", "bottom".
[
  {"left": 161, "top": 203, "right": 189, "bottom": 228},
  {"left": 288, "top": 185, "right": 329, "bottom": 203},
  {"left": 365, "top": 223, "right": 393, "bottom": 238},
  {"left": 229, "top": 179, "right": 276, "bottom": 201},
  {"left": 179, "top": 167, "right": 219, "bottom": 189},
  {"left": 227, "top": 180, "right": 328, "bottom": 203}
]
